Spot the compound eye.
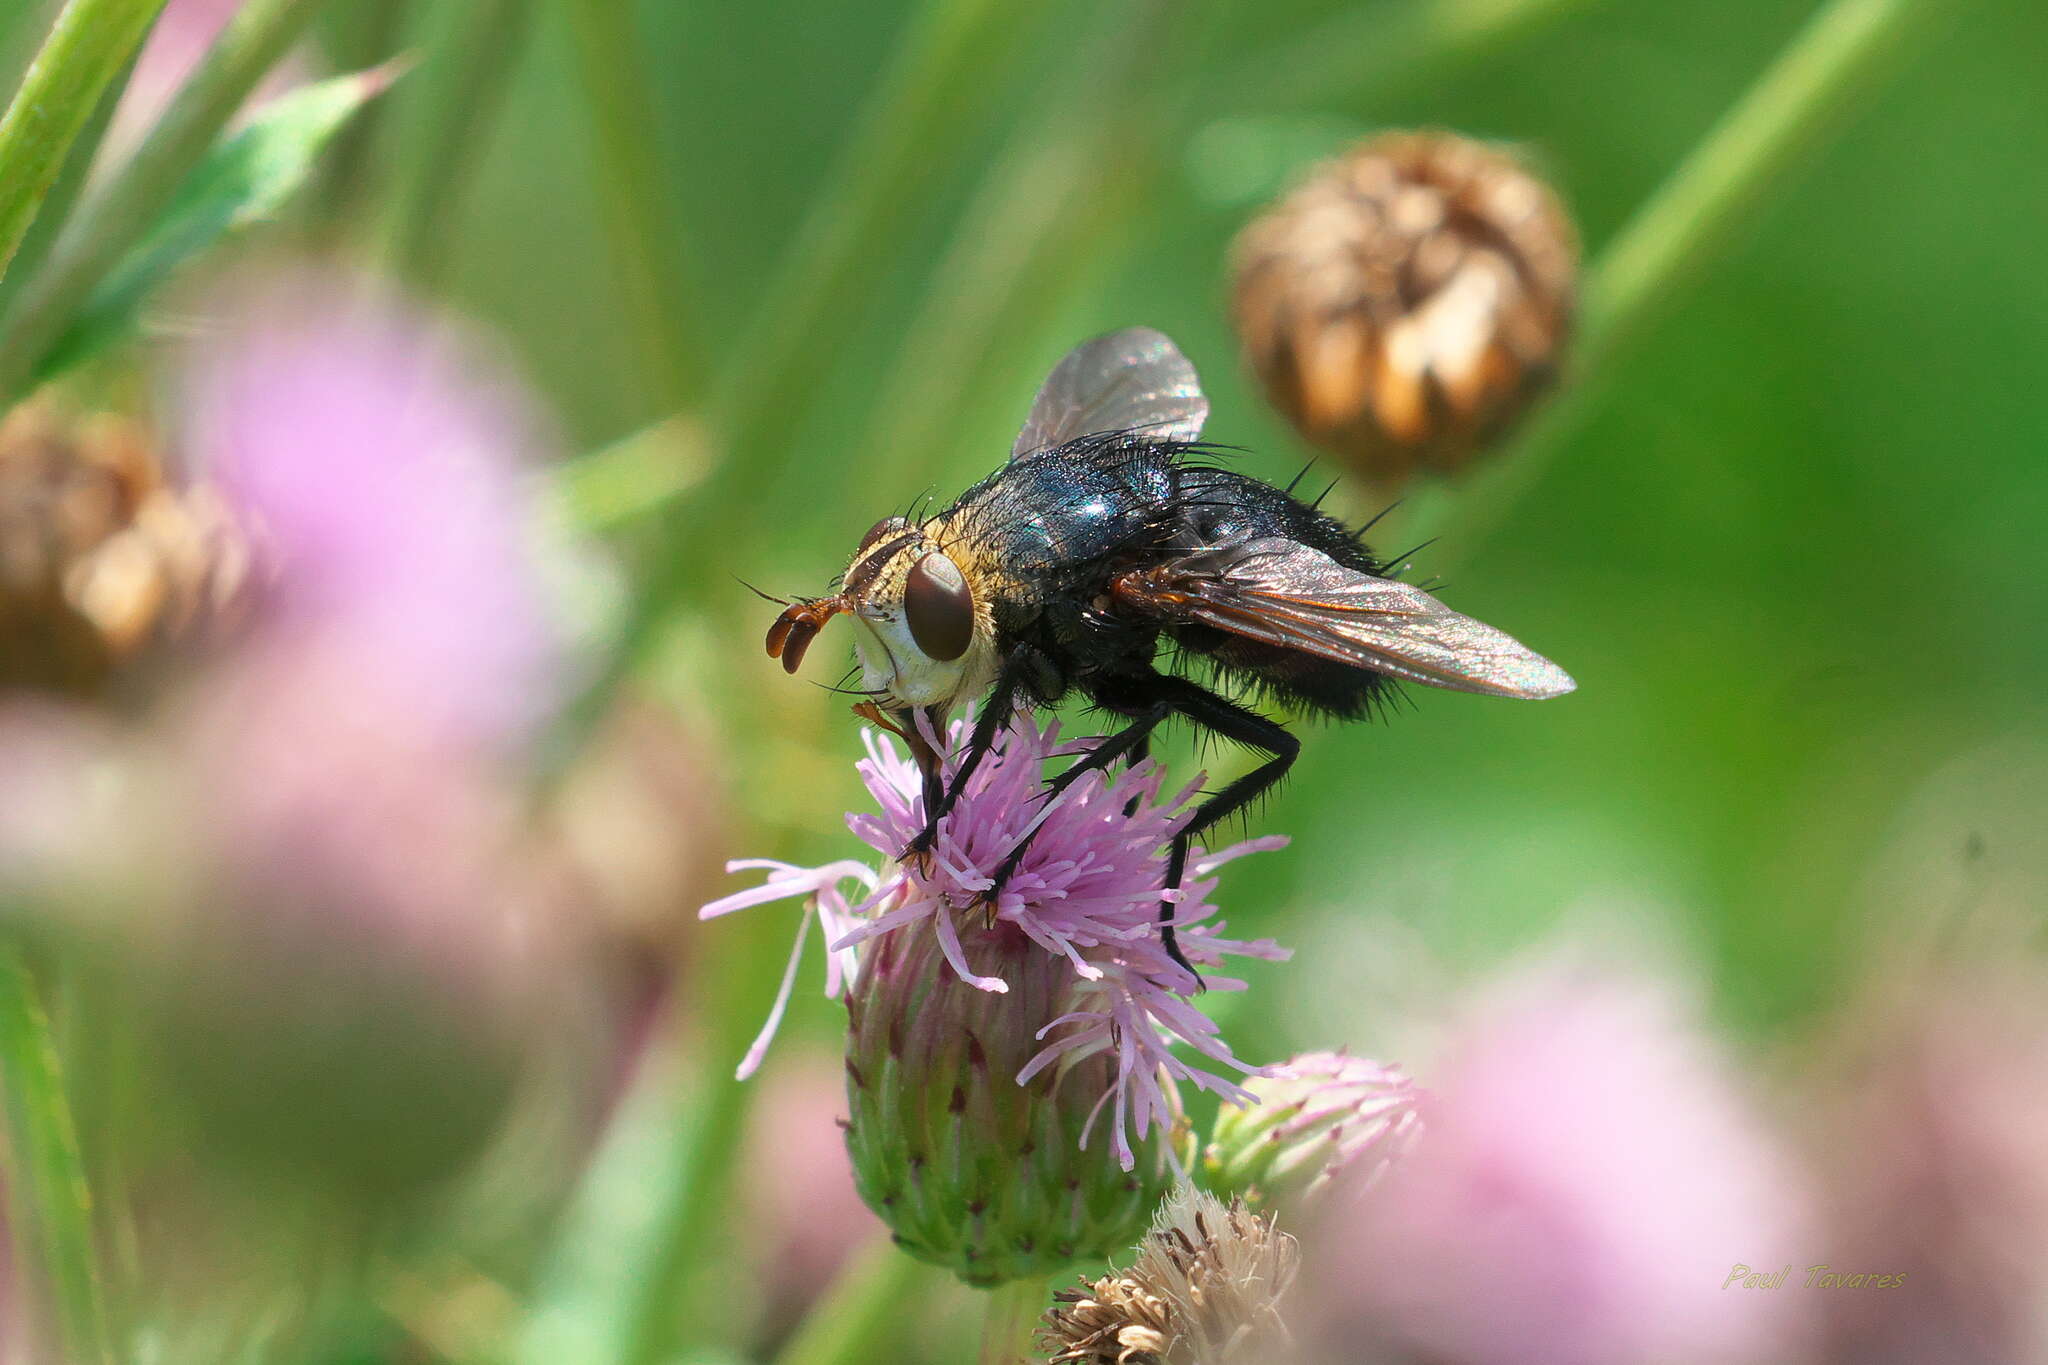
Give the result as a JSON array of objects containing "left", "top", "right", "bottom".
[
  {"left": 858, "top": 516, "right": 909, "bottom": 554},
  {"left": 904, "top": 553, "right": 974, "bottom": 661}
]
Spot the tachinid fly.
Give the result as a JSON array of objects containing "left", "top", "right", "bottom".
[{"left": 766, "top": 328, "right": 1574, "bottom": 981}]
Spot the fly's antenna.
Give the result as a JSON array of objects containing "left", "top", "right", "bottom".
[{"left": 737, "top": 577, "right": 792, "bottom": 605}]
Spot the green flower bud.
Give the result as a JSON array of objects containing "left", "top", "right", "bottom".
[
  {"left": 1204, "top": 1051, "right": 1420, "bottom": 1214},
  {"left": 843, "top": 916, "right": 1178, "bottom": 1287}
]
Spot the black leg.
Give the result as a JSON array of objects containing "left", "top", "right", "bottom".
[
  {"left": 1117, "top": 673, "right": 1299, "bottom": 988},
  {"left": 1121, "top": 733, "right": 1152, "bottom": 816},
  {"left": 979, "top": 699, "right": 1171, "bottom": 897},
  {"left": 901, "top": 650, "right": 1032, "bottom": 859},
  {"left": 975, "top": 669, "right": 1296, "bottom": 989}
]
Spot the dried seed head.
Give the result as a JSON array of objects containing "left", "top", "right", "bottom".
[
  {"left": 1041, "top": 1186, "right": 1300, "bottom": 1365},
  {"left": 1230, "top": 130, "right": 1578, "bottom": 488},
  {"left": 0, "top": 402, "right": 251, "bottom": 697},
  {"left": 1204, "top": 1051, "right": 1422, "bottom": 1215}
]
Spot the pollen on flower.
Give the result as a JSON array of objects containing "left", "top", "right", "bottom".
[{"left": 699, "top": 708, "right": 1290, "bottom": 1170}]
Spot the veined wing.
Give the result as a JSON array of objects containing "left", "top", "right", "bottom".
[
  {"left": 1011, "top": 327, "right": 1209, "bottom": 458},
  {"left": 1113, "top": 538, "right": 1575, "bottom": 699}
]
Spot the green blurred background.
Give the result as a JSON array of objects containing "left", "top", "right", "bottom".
[
  {"left": 7, "top": 0, "right": 2046, "bottom": 1356},
  {"left": 409, "top": 0, "right": 2044, "bottom": 1050}
]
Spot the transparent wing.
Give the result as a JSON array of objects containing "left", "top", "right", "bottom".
[
  {"left": 1011, "top": 327, "right": 1209, "bottom": 459},
  {"left": 1114, "top": 538, "right": 1575, "bottom": 699}
]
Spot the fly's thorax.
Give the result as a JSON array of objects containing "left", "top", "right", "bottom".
[{"left": 839, "top": 516, "right": 999, "bottom": 710}]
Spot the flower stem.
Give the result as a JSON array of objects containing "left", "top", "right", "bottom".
[
  {"left": 562, "top": 0, "right": 703, "bottom": 407},
  {"left": 1425, "top": 0, "right": 1954, "bottom": 569},
  {"left": 978, "top": 1276, "right": 1049, "bottom": 1365},
  {"left": 374, "top": 0, "right": 531, "bottom": 290},
  {"left": 0, "top": 944, "right": 111, "bottom": 1365},
  {"left": 772, "top": 1237, "right": 941, "bottom": 1365},
  {"left": 0, "top": 0, "right": 326, "bottom": 405},
  {"left": 0, "top": 0, "right": 167, "bottom": 285}
]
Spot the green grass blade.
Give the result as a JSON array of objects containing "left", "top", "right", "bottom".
[
  {"left": 0, "top": 945, "right": 111, "bottom": 1365},
  {"left": 0, "top": 44, "right": 141, "bottom": 323},
  {"left": 0, "top": 0, "right": 168, "bottom": 283},
  {"left": 373, "top": 0, "right": 531, "bottom": 290},
  {"left": 563, "top": 0, "right": 705, "bottom": 407}
]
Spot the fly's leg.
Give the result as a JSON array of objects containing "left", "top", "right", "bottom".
[
  {"left": 974, "top": 699, "right": 1170, "bottom": 916},
  {"left": 1123, "top": 733, "right": 1151, "bottom": 816},
  {"left": 1112, "top": 673, "right": 1299, "bottom": 989},
  {"left": 899, "top": 650, "right": 1034, "bottom": 863}
]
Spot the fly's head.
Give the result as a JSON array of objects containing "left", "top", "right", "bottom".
[{"left": 765, "top": 515, "right": 996, "bottom": 712}]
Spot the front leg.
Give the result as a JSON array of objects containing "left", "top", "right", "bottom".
[{"left": 899, "top": 649, "right": 1034, "bottom": 860}]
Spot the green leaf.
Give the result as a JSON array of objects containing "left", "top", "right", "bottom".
[{"left": 29, "top": 62, "right": 399, "bottom": 387}]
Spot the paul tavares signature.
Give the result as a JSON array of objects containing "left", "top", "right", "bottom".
[{"left": 1725, "top": 1264, "right": 1908, "bottom": 1290}]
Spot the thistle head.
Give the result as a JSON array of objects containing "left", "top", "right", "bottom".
[
  {"left": 0, "top": 400, "right": 250, "bottom": 697},
  {"left": 701, "top": 708, "right": 1289, "bottom": 1285},
  {"left": 843, "top": 902, "right": 1179, "bottom": 1285},
  {"left": 1204, "top": 1050, "right": 1422, "bottom": 1215}
]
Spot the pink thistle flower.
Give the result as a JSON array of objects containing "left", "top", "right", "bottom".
[
  {"left": 0, "top": 265, "right": 591, "bottom": 1210},
  {"left": 1808, "top": 962, "right": 2048, "bottom": 1365},
  {"left": 180, "top": 267, "right": 564, "bottom": 753},
  {"left": 1206, "top": 1050, "right": 1424, "bottom": 1214},
  {"left": 702, "top": 709, "right": 1288, "bottom": 1173},
  {"left": 1297, "top": 955, "right": 1814, "bottom": 1365}
]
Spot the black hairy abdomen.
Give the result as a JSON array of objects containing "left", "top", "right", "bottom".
[{"left": 1161, "top": 468, "right": 1395, "bottom": 719}]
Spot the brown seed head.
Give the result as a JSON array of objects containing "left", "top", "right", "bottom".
[
  {"left": 1041, "top": 1186, "right": 1300, "bottom": 1365},
  {"left": 1229, "top": 130, "right": 1578, "bottom": 488},
  {"left": 0, "top": 401, "right": 252, "bottom": 697}
]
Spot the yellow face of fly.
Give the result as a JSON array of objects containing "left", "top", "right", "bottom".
[{"left": 765, "top": 515, "right": 998, "bottom": 713}]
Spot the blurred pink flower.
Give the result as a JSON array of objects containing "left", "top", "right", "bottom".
[
  {"left": 1299, "top": 956, "right": 1813, "bottom": 1365},
  {"left": 181, "top": 269, "right": 564, "bottom": 751},
  {"left": 135, "top": 267, "right": 576, "bottom": 1194},
  {"left": 0, "top": 265, "right": 587, "bottom": 1207},
  {"left": 702, "top": 710, "right": 1289, "bottom": 1170},
  {"left": 1809, "top": 967, "right": 2048, "bottom": 1365}
]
